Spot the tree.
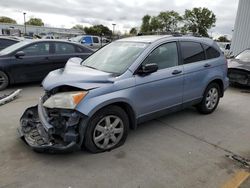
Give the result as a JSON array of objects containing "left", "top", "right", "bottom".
[
  {"left": 0, "top": 16, "right": 17, "bottom": 24},
  {"left": 157, "top": 11, "right": 182, "bottom": 32},
  {"left": 140, "top": 15, "right": 151, "bottom": 33},
  {"left": 129, "top": 27, "right": 137, "bottom": 35},
  {"left": 217, "top": 36, "right": 230, "bottom": 42},
  {"left": 183, "top": 7, "right": 216, "bottom": 37},
  {"left": 150, "top": 16, "right": 161, "bottom": 32},
  {"left": 26, "top": 18, "right": 44, "bottom": 26},
  {"left": 84, "top": 25, "right": 112, "bottom": 36},
  {"left": 72, "top": 24, "right": 85, "bottom": 31}
]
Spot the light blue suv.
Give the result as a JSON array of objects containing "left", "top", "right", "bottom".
[{"left": 19, "top": 35, "right": 229, "bottom": 153}]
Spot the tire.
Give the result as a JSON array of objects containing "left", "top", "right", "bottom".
[
  {"left": 0, "top": 71, "right": 9, "bottom": 91},
  {"left": 84, "top": 105, "right": 129, "bottom": 153},
  {"left": 197, "top": 83, "right": 220, "bottom": 114}
]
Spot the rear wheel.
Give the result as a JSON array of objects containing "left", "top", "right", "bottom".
[
  {"left": 0, "top": 71, "right": 9, "bottom": 91},
  {"left": 197, "top": 83, "right": 220, "bottom": 114},
  {"left": 84, "top": 105, "right": 129, "bottom": 153}
]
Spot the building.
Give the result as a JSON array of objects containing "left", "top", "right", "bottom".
[
  {"left": 231, "top": 0, "right": 250, "bottom": 56},
  {"left": 0, "top": 23, "right": 84, "bottom": 38}
]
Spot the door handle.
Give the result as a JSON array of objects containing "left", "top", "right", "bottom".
[
  {"left": 172, "top": 70, "right": 182, "bottom": 75},
  {"left": 204, "top": 63, "right": 211, "bottom": 67},
  {"left": 45, "top": 57, "right": 49, "bottom": 60}
]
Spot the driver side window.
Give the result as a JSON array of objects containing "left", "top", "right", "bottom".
[
  {"left": 143, "top": 42, "right": 178, "bottom": 70},
  {"left": 22, "top": 42, "right": 50, "bottom": 56}
]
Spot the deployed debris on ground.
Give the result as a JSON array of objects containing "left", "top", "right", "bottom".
[{"left": 0, "top": 89, "right": 22, "bottom": 106}]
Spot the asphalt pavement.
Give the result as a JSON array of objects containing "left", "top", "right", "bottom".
[{"left": 0, "top": 84, "right": 250, "bottom": 188}]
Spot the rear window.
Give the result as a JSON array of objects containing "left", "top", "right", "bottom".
[
  {"left": 180, "top": 42, "right": 205, "bottom": 64},
  {"left": 203, "top": 44, "right": 220, "bottom": 59}
]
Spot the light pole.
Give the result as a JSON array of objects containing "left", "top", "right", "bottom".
[
  {"left": 23, "top": 12, "right": 26, "bottom": 35},
  {"left": 112, "top": 23, "right": 116, "bottom": 39}
]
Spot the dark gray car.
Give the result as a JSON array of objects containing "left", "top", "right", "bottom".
[{"left": 228, "top": 49, "right": 250, "bottom": 86}]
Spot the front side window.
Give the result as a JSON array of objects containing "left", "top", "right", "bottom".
[
  {"left": 55, "top": 43, "right": 75, "bottom": 54},
  {"left": 180, "top": 42, "right": 205, "bottom": 64},
  {"left": 82, "top": 42, "right": 148, "bottom": 74},
  {"left": 22, "top": 42, "right": 50, "bottom": 56},
  {"left": 143, "top": 42, "right": 178, "bottom": 70}
]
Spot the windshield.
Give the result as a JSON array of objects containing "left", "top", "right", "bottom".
[
  {"left": 0, "top": 40, "right": 32, "bottom": 55},
  {"left": 82, "top": 41, "right": 148, "bottom": 74},
  {"left": 235, "top": 49, "right": 250, "bottom": 62}
]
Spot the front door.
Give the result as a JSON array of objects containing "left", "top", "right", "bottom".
[{"left": 133, "top": 42, "right": 184, "bottom": 118}]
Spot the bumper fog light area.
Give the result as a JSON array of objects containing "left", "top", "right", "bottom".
[{"left": 18, "top": 105, "right": 79, "bottom": 153}]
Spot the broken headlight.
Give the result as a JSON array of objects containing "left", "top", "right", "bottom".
[{"left": 43, "top": 91, "right": 87, "bottom": 109}]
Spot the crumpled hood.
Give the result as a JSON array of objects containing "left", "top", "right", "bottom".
[
  {"left": 42, "top": 57, "right": 114, "bottom": 91},
  {"left": 228, "top": 59, "right": 250, "bottom": 71}
]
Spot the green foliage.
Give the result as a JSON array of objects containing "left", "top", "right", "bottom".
[
  {"left": 217, "top": 36, "right": 230, "bottom": 42},
  {"left": 26, "top": 18, "right": 44, "bottom": 26},
  {"left": 139, "top": 7, "right": 216, "bottom": 37},
  {"left": 72, "top": 24, "right": 85, "bottom": 31},
  {"left": 183, "top": 7, "right": 216, "bottom": 37},
  {"left": 157, "top": 11, "right": 182, "bottom": 32},
  {"left": 129, "top": 27, "right": 137, "bottom": 35},
  {"left": 84, "top": 25, "right": 112, "bottom": 36},
  {"left": 0, "top": 16, "right": 17, "bottom": 24},
  {"left": 140, "top": 15, "right": 151, "bottom": 33}
]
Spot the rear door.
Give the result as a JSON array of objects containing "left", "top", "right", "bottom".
[
  {"left": 10, "top": 41, "right": 52, "bottom": 82},
  {"left": 133, "top": 42, "right": 184, "bottom": 118},
  {"left": 180, "top": 41, "right": 210, "bottom": 103}
]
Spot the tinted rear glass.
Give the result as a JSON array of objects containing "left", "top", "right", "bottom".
[
  {"left": 203, "top": 44, "right": 220, "bottom": 59},
  {"left": 180, "top": 42, "right": 205, "bottom": 64}
]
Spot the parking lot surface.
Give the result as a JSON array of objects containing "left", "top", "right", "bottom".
[{"left": 0, "top": 84, "right": 250, "bottom": 188}]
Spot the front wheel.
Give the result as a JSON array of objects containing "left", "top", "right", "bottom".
[
  {"left": 84, "top": 105, "right": 129, "bottom": 153},
  {"left": 197, "top": 83, "right": 220, "bottom": 114}
]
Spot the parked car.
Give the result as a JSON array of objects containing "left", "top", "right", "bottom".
[
  {"left": 0, "top": 39, "right": 93, "bottom": 90},
  {"left": 228, "top": 48, "right": 250, "bottom": 86},
  {"left": 70, "top": 35, "right": 110, "bottom": 50},
  {"left": 0, "top": 36, "right": 22, "bottom": 51},
  {"left": 19, "top": 35, "right": 229, "bottom": 153}
]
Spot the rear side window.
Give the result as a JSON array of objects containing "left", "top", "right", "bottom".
[
  {"left": 203, "top": 44, "right": 220, "bottom": 59},
  {"left": 55, "top": 43, "right": 75, "bottom": 54},
  {"left": 180, "top": 42, "right": 205, "bottom": 64},
  {"left": 92, "top": 37, "right": 99, "bottom": 43}
]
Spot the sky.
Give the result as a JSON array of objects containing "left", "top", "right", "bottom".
[{"left": 0, "top": 0, "right": 239, "bottom": 38}]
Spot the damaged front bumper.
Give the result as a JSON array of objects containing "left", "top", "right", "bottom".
[
  {"left": 18, "top": 98, "right": 85, "bottom": 153},
  {"left": 228, "top": 69, "right": 250, "bottom": 86}
]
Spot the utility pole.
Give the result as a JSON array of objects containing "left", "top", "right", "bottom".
[
  {"left": 112, "top": 23, "right": 116, "bottom": 40},
  {"left": 23, "top": 12, "right": 26, "bottom": 35}
]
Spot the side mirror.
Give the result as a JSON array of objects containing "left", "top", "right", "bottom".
[
  {"left": 15, "top": 51, "right": 25, "bottom": 58},
  {"left": 138, "top": 63, "right": 158, "bottom": 75}
]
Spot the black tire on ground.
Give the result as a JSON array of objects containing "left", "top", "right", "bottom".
[
  {"left": 84, "top": 105, "right": 129, "bottom": 153},
  {"left": 197, "top": 82, "right": 220, "bottom": 114},
  {"left": 0, "top": 71, "right": 9, "bottom": 91}
]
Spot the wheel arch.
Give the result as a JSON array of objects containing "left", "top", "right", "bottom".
[
  {"left": 205, "top": 78, "right": 224, "bottom": 97},
  {"left": 85, "top": 101, "right": 137, "bottom": 130}
]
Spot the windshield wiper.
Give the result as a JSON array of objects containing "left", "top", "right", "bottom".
[{"left": 82, "top": 64, "right": 98, "bottom": 70}]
